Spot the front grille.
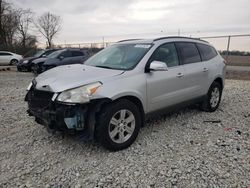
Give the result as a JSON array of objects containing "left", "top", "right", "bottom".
[{"left": 26, "top": 87, "right": 54, "bottom": 110}]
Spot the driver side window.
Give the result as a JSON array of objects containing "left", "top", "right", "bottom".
[
  {"left": 60, "top": 51, "right": 72, "bottom": 58},
  {"left": 150, "top": 43, "right": 179, "bottom": 67}
]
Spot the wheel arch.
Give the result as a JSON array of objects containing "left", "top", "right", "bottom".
[
  {"left": 112, "top": 95, "right": 145, "bottom": 126},
  {"left": 213, "top": 76, "right": 224, "bottom": 88},
  {"left": 10, "top": 58, "right": 18, "bottom": 64}
]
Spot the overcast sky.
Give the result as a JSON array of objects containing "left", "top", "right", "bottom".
[{"left": 10, "top": 0, "right": 250, "bottom": 50}]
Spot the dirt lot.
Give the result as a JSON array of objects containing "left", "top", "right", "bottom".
[
  {"left": 0, "top": 72, "right": 250, "bottom": 188},
  {"left": 226, "top": 67, "right": 250, "bottom": 80},
  {"left": 222, "top": 55, "right": 250, "bottom": 66}
]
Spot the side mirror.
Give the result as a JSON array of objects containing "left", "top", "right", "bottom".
[
  {"left": 58, "top": 56, "right": 64, "bottom": 60},
  {"left": 149, "top": 61, "right": 168, "bottom": 71}
]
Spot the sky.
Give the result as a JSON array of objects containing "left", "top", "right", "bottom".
[{"left": 10, "top": 0, "right": 250, "bottom": 51}]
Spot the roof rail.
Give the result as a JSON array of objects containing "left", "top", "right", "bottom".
[
  {"left": 153, "top": 36, "right": 208, "bottom": 43},
  {"left": 118, "top": 39, "right": 142, "bottom": 42}
]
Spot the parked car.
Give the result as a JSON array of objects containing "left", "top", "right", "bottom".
[
  {"left": 0, "top": 51, "right": 22, "bottom": 65},
  {"left": 17, "top": 49, "right": 59, "bottom": 72},
  {"left": 31, "top": 49, "right": 89, "bottom": 74},
  {"left": 25, "top": 37, "right": 226, "bottom": 151}
]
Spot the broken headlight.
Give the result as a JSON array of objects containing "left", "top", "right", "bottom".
[{"left": 56, "top": 82, "right": 102, "bottom": 103}]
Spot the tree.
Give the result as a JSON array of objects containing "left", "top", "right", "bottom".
[
  {"left": 0, "top": 0, "right": 19, "bottom": 50},
  {"left": 35, "top": 12, "right": 62, "bottom": 48},
  {"left": 17, "top": 9, "right": 33, "bottom": 48}
]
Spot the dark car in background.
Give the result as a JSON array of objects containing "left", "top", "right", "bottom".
[
  {"left": 17, "top": 49, "right": 58, "bottom": 72},
  {"left": 31, "top": 49, "right": 89, "bottom": 74}
]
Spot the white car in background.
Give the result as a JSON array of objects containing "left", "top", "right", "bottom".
[{"left": 0, "top": 51, "right": 23, "bottom": 65}]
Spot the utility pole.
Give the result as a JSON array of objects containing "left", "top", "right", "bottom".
[
  {"left": 102, "top": 36, "right": 105, "bottom": 48},
  {"left": 226, "top": 36, "right": 231, "bottom": 62},
  {"left": 178, "top": 29, "right": 180, "bottom": 36}
]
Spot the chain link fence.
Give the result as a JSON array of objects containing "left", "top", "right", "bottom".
[
  {"left": 56, "top": 34, "right": 250, "bottom": 66},
  {"left": 200, "top": 34, "right": 250, "bottom": 66}
]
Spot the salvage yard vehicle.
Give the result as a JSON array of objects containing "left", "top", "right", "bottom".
[
  {"left": 25, "top": 37, "right": 226, "bottom": 151},
  {"left": 30, "top": 49, "right": 89, "bottom": 74},
  {"left": 0, "top": 51, "right": 22, "bottom": 65},
  {"left": 17, "top": 49, "right": 59, "bottom": 72}
]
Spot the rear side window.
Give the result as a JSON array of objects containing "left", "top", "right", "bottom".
[
  {"left": 175, "top": 42, "right": 201, "bottom": 64},
  {"left": 72, "top": 51, "right": 84, "bottom": 57},
  {"left": 196, "top": 43, "right": 217, "bottom": 61},
  {"left": 149, "top": 43, "right": 179, "bottom": 67},
  {"left": 0, "top": 52, "right": 12, "bottom": 56}
]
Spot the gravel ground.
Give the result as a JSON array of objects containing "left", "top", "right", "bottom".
[{"left": 0, "top": 71, "right": 249, "bottom": 188}]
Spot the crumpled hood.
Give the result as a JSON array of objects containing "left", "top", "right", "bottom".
[
  {"left": 35, "top": 64, "right": 124, "bottom": 92},
  {"left": 32, "top": 57, "right": 47, "bottom": 64}
]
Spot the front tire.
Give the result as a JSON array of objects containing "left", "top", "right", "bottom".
[
  {"left": 95, "top": 99, "right": 142, "bottom": 151},
  {"left": 202, "top": 82, "right": 222, "bottom": 112}
]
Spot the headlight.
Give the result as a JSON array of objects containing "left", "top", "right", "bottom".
[
  {"left": 27, "top": 82, "right": 32, "bottom": 91},
  {"left": 23, "top": 60, "right": 29, "bottom": 64},
  {"left": 56, "top": 82, "right": 102, "bottom": 103}
]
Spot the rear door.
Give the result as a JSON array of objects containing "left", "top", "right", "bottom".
[
  {"left": 175, "top": 42, "right": 207, "bottom": 99},
  {"left": 0, "top": 52, "right": 12, "bottom": 64},
  {"left": 196, "top": 43, "right": 219, "bottom": 91},
  {"left": 146, "top": 43, "right": 186, "bottom": 112}
]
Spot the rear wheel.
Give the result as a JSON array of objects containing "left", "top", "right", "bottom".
[
  {"left": 201, "top": 82, "right": 222, "bottom": 112},
  {"left": 95, "top": 99, "right": 141, "bottom": 151},
  {"left": 10, "top": 59, "right": 18, "bottom": 65}
]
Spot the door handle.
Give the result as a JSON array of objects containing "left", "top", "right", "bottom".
[
  {"left": 203, "top": 68, "right": 208, "bottom": 72},
  {"left": 176, "top": 73, "right": 184, "bottom": 78}
]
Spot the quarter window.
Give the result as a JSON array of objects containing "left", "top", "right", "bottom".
[
  {"left": 175, "top": 42, "right": 201, "bottom": 64},
  {"left": 150, "top": 43, "right": 179, "bottom": 67},
  {"left": 196, "top": 43, "right": 217, "bottom": 61}
]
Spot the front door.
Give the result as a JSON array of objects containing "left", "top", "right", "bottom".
[{"left": 146, "top": 43, "right": 187, "bottom": 113}]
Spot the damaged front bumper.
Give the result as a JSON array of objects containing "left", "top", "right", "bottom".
[{"left": 25, "top": 87, "right": 109, "bottom": 138}]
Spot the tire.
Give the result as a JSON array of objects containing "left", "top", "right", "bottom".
[
  {"left": 31, "top": 64, "right": 35, "bottom": 73},
  {"left": 17, "top": 67, "right": 22, "bottom": 72},
  {"left": 10, "top": 59, "right": 18, "bottom": 65},
  {"left": 201, "top": 82, "right": 222, "bottom": 112},
  {"left": 31, "top": 64, "right": 38, "bottom": 75},
  {"left": 95, "top": 99, "right": 142, "bottom": 151}
]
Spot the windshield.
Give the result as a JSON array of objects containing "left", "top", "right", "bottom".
[
  {"left": 47, "top": 49, "right": 65, "bottom": 58},
  {"left": 43, "top": 50, "right": 56, "bottom": 57},
  {"left": 84, "top": 43, "right": 152, "bottom": 70},
  {"left": 34, "top": 50, "right": 45, "bottom": 57}
]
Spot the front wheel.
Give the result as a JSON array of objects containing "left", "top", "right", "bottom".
[
  {"left": 201, "top": 82, "right": 222, "bottom": 112},
  {"left": 95, "top": 99, "right": 142, "bottom": 151}
]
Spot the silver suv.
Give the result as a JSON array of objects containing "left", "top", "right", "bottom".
[{"left": 25, "top": 37, "right": 226, "bottom": 151}]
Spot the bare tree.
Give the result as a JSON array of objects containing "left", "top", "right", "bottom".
[
  {"left": 0, "top": 0, "right": 19, "bottom": 49},
  {"left": 17, "top": 9, "right": 33, "bottom": 48},
  {"left": 35, "top": 12, "right": 62, "bottom": 48}
]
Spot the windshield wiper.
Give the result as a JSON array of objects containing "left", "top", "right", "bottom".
[{"left": 95, "top": 65, "right": 113, "bottom": 69}]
